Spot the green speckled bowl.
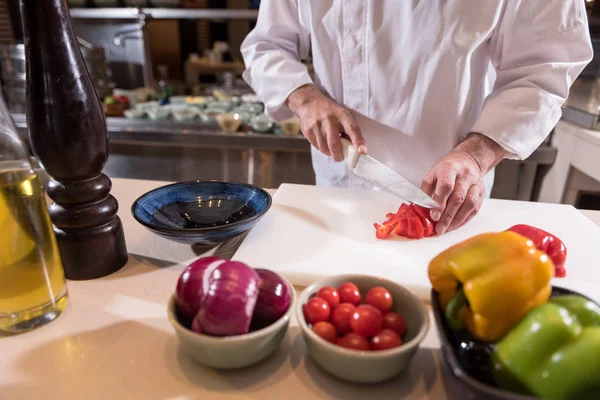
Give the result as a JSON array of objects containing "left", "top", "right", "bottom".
[{"left": 296, "top": 274, "right": 429, "bottom": 383}]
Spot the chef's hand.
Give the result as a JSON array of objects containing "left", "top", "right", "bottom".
[
  {"left": 287, "top": 84, "right": 367, "bottom": 161},
  {"left": 421, "top": 133, "right": 509, "bottom": 235}
]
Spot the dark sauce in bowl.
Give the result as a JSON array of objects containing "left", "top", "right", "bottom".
[{"left": 150, "top": 199, "right": 257, "bottom": 229}]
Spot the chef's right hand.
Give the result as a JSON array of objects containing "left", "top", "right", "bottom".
[{"left": 287, "top": 84, "right": 367, "bottom": 162}]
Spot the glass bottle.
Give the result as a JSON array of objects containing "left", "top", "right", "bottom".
[{"left": 0, "top": 92, "right": 68, "bottom": 334}]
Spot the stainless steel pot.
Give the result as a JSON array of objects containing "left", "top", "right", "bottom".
[{"left": 0, "top": 38, "right": 109, "bottom": 113}]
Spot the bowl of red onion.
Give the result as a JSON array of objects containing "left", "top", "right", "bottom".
[
  {"left": 167, "top": 256, "right": 295, "bottom": 369},
  {"left": 296, "top": 274, "right": 429, "bottom": 383}
]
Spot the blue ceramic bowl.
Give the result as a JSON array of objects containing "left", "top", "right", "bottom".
[{"left": 131, "top": 181, "right": 272, "bottom": 245}]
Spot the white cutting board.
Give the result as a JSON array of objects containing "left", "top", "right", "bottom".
[{"left": 233, "top": 184, "right": 600, "bottom": 303}]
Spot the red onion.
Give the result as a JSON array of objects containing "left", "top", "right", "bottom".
[
  {"left": 191, "top": 314, "right": 203, "bottom": 334},
  {"left": 175, "top": 256, "right": 225, "bottom": 320},
  {"left": 197, "top": 261, "right": 260, "bottom": 336},
  {"left": 251, "top": 269, "right": 291, "bottom": 330}
]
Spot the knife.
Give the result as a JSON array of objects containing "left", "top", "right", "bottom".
[{"left": 341, "top": 138, "right": 438, "bottom": 209}]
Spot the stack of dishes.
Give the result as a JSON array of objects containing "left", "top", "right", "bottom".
[{"left": 120, "top": 92, "right": 283, "bottom": 135}]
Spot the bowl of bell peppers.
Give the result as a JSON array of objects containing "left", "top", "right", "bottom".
[{"left": 429, "top": 224, "right": 600, "bottom": 400}]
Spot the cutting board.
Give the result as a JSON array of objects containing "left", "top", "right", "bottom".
[{"left": 233, "top": 184, "right": 600, "bottom": 303}]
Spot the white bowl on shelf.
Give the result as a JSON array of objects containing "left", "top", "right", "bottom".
[
  {"left": 198, "top": 110, "right": 221, "bottom": 124},
  {"left": 172, "top": 107, "right": 197, "bottom": 122},
  {"left": 164, "top": 104, "right": 188, "bottom": 112},
  {"left": 123, "top": 109, "right": 146, "bottom": 120},
  {"left": 146, "top": 108, "right": 171, "bottom": 121},
  {"left": 169, "top": 96, "right": 188, "bottom": 105},
  {"left": 135, "top": 101, "right": 160, "bottom": 111},
  {"left": 241, "top": 93, "right": 262, "bottom": 104}
]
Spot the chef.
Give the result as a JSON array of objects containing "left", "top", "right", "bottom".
[{"left": 241, "top": 1, "right": 592, "bottom": 235}]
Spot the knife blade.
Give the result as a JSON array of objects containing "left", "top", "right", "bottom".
[{"left": 341, "top": 138, "right": 438, "bottom": 209}]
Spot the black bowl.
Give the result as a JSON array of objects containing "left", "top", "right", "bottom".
[
  {"left": 432, "top": 286, "right": 593, "bottom": 400},
  {"left": 131, "top": 180, "right": 272, "bottom": 245}
]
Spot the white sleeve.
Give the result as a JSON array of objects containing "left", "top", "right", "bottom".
[
  {"left": 241, "top": 0, "right": 313, "bottom": 121},
  {"left": 470, "top": 0, "right": 593, "bottom": 160}
]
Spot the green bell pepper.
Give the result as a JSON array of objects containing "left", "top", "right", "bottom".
[{"left": 492, "top": 295, "right": 600, "bottom": 400}]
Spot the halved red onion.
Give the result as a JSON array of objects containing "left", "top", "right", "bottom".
[
  {"left": 251, "top": 269, "right": 291, "bottom": 330},
  {"left": 175, "top": 256, "right": 226, "bottom": 320},
  {"left": 197, "top": 261, "right": 260, "bottom": 336},
  {"left": 191, "top": 314, "right": 203, "bottom": 334}
]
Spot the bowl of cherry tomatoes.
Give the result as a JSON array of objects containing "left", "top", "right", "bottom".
[{"left": 296, "top": 274, "right": 429, "bottom": 383}]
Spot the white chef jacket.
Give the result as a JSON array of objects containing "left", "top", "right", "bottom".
[{"left": 241, "top": 0, "right": 593, "bottom": 195}]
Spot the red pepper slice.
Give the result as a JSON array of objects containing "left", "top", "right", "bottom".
[
  {"left": 410, "top": 204, "right": 437, "bottom": 237},
  {"left": 408, "top": 217, "right": 425, "bottom": 239},
  {"left": 382, "top": 204, "right": 410, "bottom": 227},
  {"left": 374, "top": 223, "right": 393, "bottom": 239},
  {"left": 375, "top": 203, "right": 437, "bottom": 240},
  {"left": 392, "top": 218, "right": 409, "bottom": 237},
  {"left": 394, "top": 207, "right": 421, "bottom": 239},
  {"left": 507, "top": 224, "right": 567, "bottom": 278}
]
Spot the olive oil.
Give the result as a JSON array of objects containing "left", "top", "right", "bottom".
[{"left": 0, "top": 162, "right": 68, "bottom": 333}]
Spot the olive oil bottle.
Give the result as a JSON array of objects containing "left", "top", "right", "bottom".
[
  {"left": 0, "top": 162, "right": 68, "bottom": 333},
  {"left": 0, "top": 87, "right": 68, "bottom": 333}
]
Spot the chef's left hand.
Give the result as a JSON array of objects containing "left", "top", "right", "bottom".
[{"left": 421, "top": 133, "right": 509, "bottom": 235}]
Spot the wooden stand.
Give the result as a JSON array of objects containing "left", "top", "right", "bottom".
[{"left": 19, "top": 0, "right": 128, "bottom": 280}]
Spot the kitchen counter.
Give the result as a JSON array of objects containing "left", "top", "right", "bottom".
[{"left": 2, "top": 178, "right": 600, "bottom": 400}]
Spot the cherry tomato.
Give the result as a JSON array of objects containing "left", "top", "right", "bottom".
[
  {"left": 338, "top": 282, "right": 361, "bottom": 306},
  {"left": 371, "top": 329, "right": 403, "bottom": 351},
  {"left": 312, "top": 321, "right": 337, "bottom": 343},
  {"left": 383, "top": 312, "right": 406, "bottom": 338},
  {"left": 337, "top": 332, "right": 370, "bottom": 351},
  {"left": 365, "top": 286, "right": 393, "bottom": 313},
  {"left": 303, "top": 297, "right": 331, "bottom": 325},
  {"left": 350, "top": 304, "right": 383, "bottom": 337},
  {"left": 316, "top": 286, "right": 340, "bottom": 309},
  {"left": 331, "top": 302, "right": 356, "bottom": 335}
]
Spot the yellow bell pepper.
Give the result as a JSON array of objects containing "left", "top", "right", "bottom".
[{"left": 428, "top": 231, "right": 554, "bottom": 342}]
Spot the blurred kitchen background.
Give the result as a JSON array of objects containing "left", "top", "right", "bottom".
[{"left": 1, "top": 0, "right": 600, "bottom": 210}]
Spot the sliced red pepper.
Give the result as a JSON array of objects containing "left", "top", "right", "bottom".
[
  {"left": 374, "top": 223, "right": 393, "bottom": 239},
  {"left": 408, "top": 217, "right": 425, "bottom": 239},
  {"left": 394, "top": 207, "right": 420, "bottom": 238},
  {"left": 382, "top": 203, "right": 410, "bottom": 227},
  {"left": 375, "top": 203, "right": 437, "bottom": 240},
  {"left": 410, "top": 204, "right": 437, "bottom": 237},
  {"left": 398, "top": 204, "right": 411, "bottom": 214},
  {"left": 392, "top": 218, "right": 409, "bottom": 238},
  {"left": 507, "top": 224, "right": 567, "bottom": 278}
]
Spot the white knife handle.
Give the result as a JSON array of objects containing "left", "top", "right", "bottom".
[{"left": 341, "top": 137, "right": 359, "bottom": 168}]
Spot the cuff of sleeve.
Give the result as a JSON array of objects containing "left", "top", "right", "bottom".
[
  {"left": 469, "top": 89, "right": 561, "bottom": 160},
  {"left": 471, "top": 132, "right": 521, "bottom": 161},
  {"left": 242, "top": 69, "right": 313, "bottom": 122}
]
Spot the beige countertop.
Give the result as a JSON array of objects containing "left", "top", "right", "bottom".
[{"left": 2, "top": 178, "right": 599, "bottom": 400}]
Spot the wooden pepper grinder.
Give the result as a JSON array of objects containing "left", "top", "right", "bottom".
[{"left": 19, "top": 0, "right": 128, "bottom": 280}]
